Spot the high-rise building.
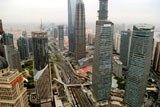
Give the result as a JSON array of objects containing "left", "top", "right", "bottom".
[
  {"left": 124, "top": 24, "right": 154, "bottom": 107},
  {"left": 0, "top": 58, "right": 29, "bottom": 107},
  {"left": 74, "top": 0, "right": 86, "bottom": 60},
  {"left": 17, "top": 37, "right": 29, "bottom": 60},
  {"left": 1, "top": 45, "right": 22, "bottom": 72},
  {"left": 1, "top": 33, "right": 14, "bottom": 46},
  {"left": 28, "top": 37, "right": 32, "bottom": 53},
  {"left": 113, "top": 56, "right": 123, "bottom": 78},
  {"left": 58, "top": 25, "right": 64, "bottom": 50},
  {"left": 92, "top": 0, "right": 114, "bottom": 102},
  {"left": 120, "top": 29, "right": 132, "bottom": 67},
  {"left": 153, "top": 42, "right": 160, "bottom": 73},
  {"left": 54, "top": 28, "right": 58, "bottom": 40},
  {"left": 32, "top": 32, "right": 52, "bottom": 106},
  {"left": 68, "top": 0, "right": 77, "bottom": 52},
  {"left": 114, "top": 33, "right": 121, "bottom": 53},
  {"left": 0, "top": 19, "right": 4, "bottom": 35},
  {"left": 87, "top": 33, "right": 94, "bottom": 45}
]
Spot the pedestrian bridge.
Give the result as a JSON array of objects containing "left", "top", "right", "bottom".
[{"left": 53, "top": 78, "right": 91, "bottom": 87}]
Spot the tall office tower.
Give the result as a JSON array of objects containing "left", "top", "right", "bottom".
[
  {"left": 153, "top": 42, "right": 160, "bottom": 73},
  {"left": 54, "top": 28, "right": 58, "bottom": 40},
  {"left": 65, "top": 26, "right": 68, "bottom": 36},
  {"left": 124, "top": 24, "right": 154, "bottom": 107},
  {"left": 0, "top": 19, "right": 4, "bottom": 35},
  {"left": 17, "top": 37, "right": 29, "bottom": 60},
  {"left": 1, "top": 33, "right": 14, "bottom": 46},
  {"left": 0, "top": 57, "right": 29, "bottom": 107},
  {"left": 28, "top": 38, "right": 32, "bottom": 53},
  {"left": 74, "top": 0, "right": 86, "bottom": 60},
  {"left": 32, "top": 32, "right": 52, "bottom": 106},
  {"left": 1, "top": 45, "right": 22, "bottom": 71},
  {"left": 92, "top": 0, "right": 114, "bottom": 102},
  {"left": 68, "top": 0, "right": 77, "bottom": 52},
  {"left": 58, "top": 25, "right": 64, "bottom": 50},
  {"left": 120, "top": 29, "right": 132, "bottom": 67}
]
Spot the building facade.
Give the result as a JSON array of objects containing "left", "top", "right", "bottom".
[
  {"left": 113, "top": 56, "right": 123, "bottom": 78},
  {"left": 92, "top": 0, "right": 114, "bottom": 102},
  {"left": 17, "top": 37, "right": 29, "bottom": 60},
  {"left": 120, "top": 29, "right": 132, "bottom": 67},
  {"left": 153, "top": 42, "right": 160, "bottom": 73},
  {"left": 114, "top": 34, "right": 121, "bottom": 54},
  {"left": 124, "top": 24, "right": 154, "bottom": 107},
  {"left": 28, "top": 37, "right": 32, "bottom": 53},
  {"left": 74, "top": 0, "right": 86, "bottom": 60},
  {"left": 32, "top": 32, "right": 52, "bottom": 106},
  {"left": 68, "top": 0, "right": 77, "bottom": 52},
  {"left": 58, "top": 25, "right": 64, "bottom": 50},
  {"left": 0, "top": 66, "right": 29, "bottom": 107},
  {"left": 2, "top": 45, "right": 22, "bottom": 72},
  {"left": 87, "top": 33, "right": 94, "bottom": 45},
  {"left": 54, "top": 28, "right": 58, "bottom": 40}
]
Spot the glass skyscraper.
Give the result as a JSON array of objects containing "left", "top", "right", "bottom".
[
  {"left": 17, "top": 37, "right": 29, "bottom": 60},
  {"left": 68, "top": 0, "right": 77, "bottom": 52},
  {"left": 120, "top": 29, "right": 132, "bottom": 68},
  {"left": 58, "top": 25, "right": 64, "bottom": 50},
  {"left": 74, "top": 0, "right": 86, "bottom": 61},
  {"left": 92, "top": 0, "right": 114, "bottom": 102},
  {"left": 32, "top": 32, "right": 52, "bottom": 106},
  {"left": 124, "top": 24, "right": 154, "bottom": 107}
]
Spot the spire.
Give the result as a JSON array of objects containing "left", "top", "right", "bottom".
[{"left": 98, "top": 0, "right": 108, "bottom": 20}]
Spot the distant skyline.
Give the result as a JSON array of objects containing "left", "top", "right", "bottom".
[{"left": 0, "top": 0, "right": 160, "bottom": 25}]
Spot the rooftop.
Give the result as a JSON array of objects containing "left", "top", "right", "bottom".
[
  {"left": 32, "top": 31, "right": 48, "bottom": 37},
  {"left": 134, "top": 24, "right": 155, "bottom": 30}
]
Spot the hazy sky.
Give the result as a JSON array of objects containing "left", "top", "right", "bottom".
[{"left": 0, "top": 0, "right": 159, "bottom": 24}]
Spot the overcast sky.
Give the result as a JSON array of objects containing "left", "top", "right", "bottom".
[{"left": 0, "top": 0, "right": 159, "bottom": 24}]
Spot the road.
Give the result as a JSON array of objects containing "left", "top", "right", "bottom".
[{"left": 49, "top": 42, "right": 93, "bottom": 107}]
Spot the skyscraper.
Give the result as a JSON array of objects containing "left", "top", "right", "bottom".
[
  {"left": 58, "top": 25, "right": 64, "bottom": 50},
  {"left": 120, "top": 29, "right": 132, "bottom": 68},
  {"left": 28, "top": 38, "right": 32, "bottom": 53},
  {"left": 124, "top": 24, "right": 154, "bottom": 107},
  {"left": 17, "top": 37, "right": 29, "bottom": 60},
  {"left": 0, "top": 58, "right": 29, "bottom": 107},
  {"left": 54, "top": 28, "right": 58, "bottom": 40},
  {"left": 74, "top": 0, "right": 86, "bottom": 60},
  {"left": 68, "top": 0, "right": 77, "bottom": 52},
  {"left": 2, "top": 45, "right": 22, "bottom": 72},
  {"left": 92, "top": 0, "right": 114, "bottom": 102},
  {"left": 32, "top": 32, "right": 52, "bottom": 106},
  {"left": 153, "top": 42, "right": 160, "bottom": 73}
]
